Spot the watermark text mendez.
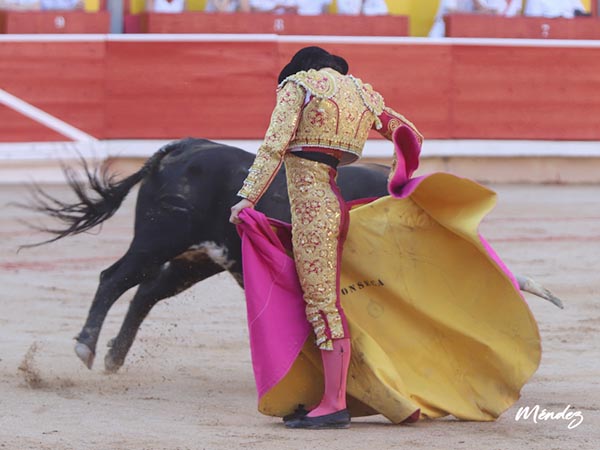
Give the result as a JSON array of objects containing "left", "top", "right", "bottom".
[{"left": 515, "top": 404, "right": 583, "bottom": 429}]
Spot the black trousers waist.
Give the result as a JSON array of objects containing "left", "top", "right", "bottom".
[{"left": 291, "top": 151, "right": 340, "bottom": 169}]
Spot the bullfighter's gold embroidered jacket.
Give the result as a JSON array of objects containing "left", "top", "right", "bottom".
[{"left": 237, "top": 68, "right": 423, "bottom": 204}]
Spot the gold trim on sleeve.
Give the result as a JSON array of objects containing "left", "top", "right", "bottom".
[{"left": 237, "top": 81, "right": 306, "bottom": 203}]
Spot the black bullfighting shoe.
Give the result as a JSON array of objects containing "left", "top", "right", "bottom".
[
  {"left": 284, "top": 409, "right": 350, "bottom": 429},
  {"left": 283, "top": 404, "right": 310, "bottom": 423}
]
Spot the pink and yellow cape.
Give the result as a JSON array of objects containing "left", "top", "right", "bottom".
[{"left": 237, "top": 127, "right": 541, "bottom": 423}]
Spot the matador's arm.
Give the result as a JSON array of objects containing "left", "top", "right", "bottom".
[
  {"left": 376, "top": 106, "right": 423, "bottom": 144},
  {"left": 237, "top": 81, "right": 305, "bottom": 204},
  {"left": 374, "top": 107, "right": 424, "bottom": 182}
]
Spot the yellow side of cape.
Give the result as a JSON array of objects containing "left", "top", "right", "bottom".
[{"left": 259, "top": 173, "right": 541, "bottom": 423}]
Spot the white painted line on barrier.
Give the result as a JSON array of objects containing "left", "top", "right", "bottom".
[
  {"left": 277, "top": 36, "right": 600, "bottom": 48},
  {"left": 105, "top": 33, "right": 279, "bottom": 42},
  {"left": 2, "top": 34, "right": 600, "bottom": 48},
  {"left": 0, "top": 141, "right": 107, "bottom": 160},
  {"left": 0, "top": 34, "right": 106, "bottom": 42},
  {"left": 0, "top": 89, "right": 98, "bottom": 142},
  {"left": 175, "top": 139, "right": 600, "bottom": 158},
  {"left": 1, "top": 139, "right": 599, "bottom": 185},
  {"left": 2, "top": 139, "right": 600, "bottom": 160}
]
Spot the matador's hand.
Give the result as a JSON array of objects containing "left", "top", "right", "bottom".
[{"left": 229, "top": 199, "right": 255, "bottom": 224}]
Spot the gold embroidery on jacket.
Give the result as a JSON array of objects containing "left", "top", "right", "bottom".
[
  {"left": 286, "top": 68, "right": 385, "bottom": 165},
  {"left": 237, "top": 81, "right": 305, "bottom": 203},
  {"left": 383, "top": 106, "right": 424, "bottom": 144},
  {"left": 379, "top": 106, "right": 424, "bottom": 185},
  {"left": 281, "top": 69, "right": 337, "bottom": 99},
  {"left": 350, "top": 77, "right": 384, "bottom": 129}
]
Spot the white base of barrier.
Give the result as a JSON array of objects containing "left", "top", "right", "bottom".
[{"left": 1, "top": 139, "right": 600, "bottom": 184}]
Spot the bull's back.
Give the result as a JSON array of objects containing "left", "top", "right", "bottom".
[
  {"left": 136, "top": 138, "right": 389, "bottom": 225},
  {"left": 337, "top": 164, "right": 389, "bottom": 200}
]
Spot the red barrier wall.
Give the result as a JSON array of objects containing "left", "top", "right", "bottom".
[
  {"left": 451, "top": 44, "right": 600, "bottom": 139},
  {"left": 445, "top": 14, "right": 600, "bottom": 40},
  {"left": 0, "top": 11, "right": 110, "bottom": 34},
  {"left": 1, "top": 36, "right": 599, "bottom": 143},
  {"left": 135, "top": 12, "right": 409, "bottom": 36},
  {"left": 0, "top": 104, "right": 67, "bottom": 142},
  {"left": 104, "top": 40, "right": 278, "bottom": 139},
  {"left": 0, "top": 40, "right": 106, "bottom": 142}
]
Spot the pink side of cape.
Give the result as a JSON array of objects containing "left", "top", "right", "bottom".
[
  {"left": 237, "top": 209, "right": 309, "bottom": 398},
  {"left": 236, "top": 126, "right": 519, "bottom": 400}
]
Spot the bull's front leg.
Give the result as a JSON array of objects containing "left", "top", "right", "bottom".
[
  {"left": 76, "top": 252, "right": 155, "bottom": 369},
  {"left": 104, "top": 252, "right": 225, "bottom": 372}
]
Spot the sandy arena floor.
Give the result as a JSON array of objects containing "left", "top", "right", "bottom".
[{"left": 0, "top": 182, "right": 598, "bottom": 450}]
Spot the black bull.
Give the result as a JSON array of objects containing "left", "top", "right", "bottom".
[{"left": 24, "top": 138, "right": 392, "bottom": 372}]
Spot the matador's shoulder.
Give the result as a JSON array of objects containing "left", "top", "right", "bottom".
[
  {"left": 279, "top": 69, "right": 337, "bottom": 99},
  {"left": 348, "top": 75, "right": 385, "bottom": 117}
]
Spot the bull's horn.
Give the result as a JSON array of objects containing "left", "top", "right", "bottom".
[{"left": 516, "top": 275, "right": 564, "bottom": 309}]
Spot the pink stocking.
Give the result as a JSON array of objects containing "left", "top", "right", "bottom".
[{"left": 307, "top": 337, "right": 351, "bottom": 417}]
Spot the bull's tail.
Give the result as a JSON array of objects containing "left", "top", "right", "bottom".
[{"left": 18, "top": 142, "right": 179, "bottom": 249}]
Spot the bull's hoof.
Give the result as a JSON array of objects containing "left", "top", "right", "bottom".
[
  {"left": 104, "top": 352, "right": 124, "bottom": 374},
  {"left": 75, "top": 343, "right": 95, "bottom": 369}
]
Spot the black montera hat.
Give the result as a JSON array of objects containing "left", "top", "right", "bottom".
[{"left": 278, "top": 46, "right": 349, "bottom": 84}]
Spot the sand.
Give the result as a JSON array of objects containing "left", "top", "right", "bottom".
[{"left": 0, "top": 182, "right": 598, "bottom": 450}]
